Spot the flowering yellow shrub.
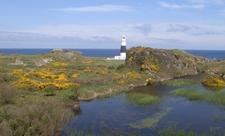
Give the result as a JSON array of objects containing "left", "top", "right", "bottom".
[
  {"left": 126, "top": 72, "right": 141, "bottom": 79},
  {"left": 136, "top": 46, "right": 149, "bottom": 52},
  {"left": 29, "top": 68, "right": 55, "bottom": 79},
  {"left": 117, "top": 79, "right": 125, "bottom": 84},
  {"left": 146, "top": 78, "right": 154, "bottom": 85},
  {"left": 53, "top": 81, "right": 73, "bottom": 90},
  {"left": 114, "top": 73, "right": 120, "bottom": 78},
  {"left": 13, "top": 77, "right": 38, "bottom": 88},
  {"left": 101, "top": 68, "right": 108, "bottom": 75},
  {"left": 72, "top": 73, "right": 79, "bottom": 78},
  {"left": 52, "top": 62, "right": 68, "bottom": 66},
  {"left": 128, "top": 56, "right": 133, "bottom": 62},
  {"left": 38, "top": 81, "right": 52, "bottom": 90},
  {"left": 85, "top": 61, "right": 93, "bottom": 64},
  {"left": 57, "top": 74, "right": 68, "bottom": 81},
  {"left": 150, "top": 65, "right": 159, "bottom": 72},
  {"left": 38, "top": 81, "right": 73, "bottom": 90},
  {"left": 141, "top": 64, "right": 146, "bottom": 70},
  {"left": 83, "top": 67, "right": 91, "bottom": 72},
  {"left": 201, "top": 75, "right": 225, "bottom": 87},
  {"left": 9, "top": 69, "right": 23, "bottom": 76}
]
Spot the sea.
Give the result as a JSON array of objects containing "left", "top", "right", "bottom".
[{"left": 0, "top": 49, "right": 225, "bottom": 60}]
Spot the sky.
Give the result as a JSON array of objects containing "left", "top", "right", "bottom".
[{"left": 0, "top": 0, "right": 225, "bottom": 50}]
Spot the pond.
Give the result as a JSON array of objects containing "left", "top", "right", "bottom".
[{"left": 62, "top": 75, "right": 225, "bottom": 135}]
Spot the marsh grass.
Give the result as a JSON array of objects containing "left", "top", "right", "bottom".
[
  {"left": 171, "top": 88, "right": 204, "bottom": 100},
  {"left": 163, "top": 79, "right": 199, "bottom": 87},
  {"left": 205, "top": 91, "right": 225, "bottom": 105},
  {"left": 171, "top": 88, "right": 225, "bottom": 105},
  {"left": 126, "top": 92, "right": 161, "bottom": 105}
]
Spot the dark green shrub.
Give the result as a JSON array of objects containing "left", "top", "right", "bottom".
[
  {"left": 44, "top": 84, "right": 56, "bottom": 96},
  {"left": 0, "top": 99, "right": 73, "bottom": 136},
  {"left": 117, "top": 64, "right": 125, "bottom": 70},
  {"left": 0, "top": 83, "right": 17, "bottom": 105},
  {"left": 0, "top": 74, "right": 16, "bottom": 83},
  {"left": 69, "top": 84, "right": 80, "bottom": 101},
  {"left": 108, "top": 66, "right": 114, "bottom": 69}
]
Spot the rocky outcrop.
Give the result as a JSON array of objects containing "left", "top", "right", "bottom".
[
  {"left": 9, "top": 58, "right": 24, "bottom": 65},
  {"left": 125, "top": 46, "right": 205, "bottom": 82},
  {"left": 35, "top": 57, "right": 53, "bottom": 66}
]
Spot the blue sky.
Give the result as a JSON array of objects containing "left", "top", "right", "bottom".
[{"left": 0, "top": 0, "right": 225, "bottom": 49}]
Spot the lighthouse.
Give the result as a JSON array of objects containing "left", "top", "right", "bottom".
[
  {"left": 120, "top": 35, "right": 126, "bottom": 59},
  {"left": 107, "top": 35, "right": 127, "bottom": 60}
]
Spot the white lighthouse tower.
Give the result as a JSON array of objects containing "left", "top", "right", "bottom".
[
  {"left": 120, "top": 35, "right": 126, "bottom": 59},
  {"left": 113, "top": 35, "right": 126, "bottom": 60}
]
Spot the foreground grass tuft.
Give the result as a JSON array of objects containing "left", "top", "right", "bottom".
[
  {"left": 126, "top": 92, "right": 161, "bottom": 105},
  {"left": 171, "top": 88, "right": 204, "bottom": 100}
]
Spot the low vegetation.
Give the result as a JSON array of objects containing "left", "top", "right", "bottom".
[
  {"left": 171, "top": 88, "right": 204, "bottom": 100},
  {"left": 162, "top": 79, "right": 199, "bottom": 87},
  {"left": 126, "top": 92, "right": 161, "bottom": 105},
  {"left": 171, "top": 87, "right": 225, "bottom": 105}
]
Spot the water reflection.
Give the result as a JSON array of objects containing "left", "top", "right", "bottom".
[{"left": 62, "top": 75, "right": 225, "bottom": 135}]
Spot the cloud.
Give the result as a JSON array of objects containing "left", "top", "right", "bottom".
[
  {"left": 166, "top": 24, "right": 191, "bottom": 32},
  {"left": 188, "top": 0, "right": 224, "bottom": 4},
  {"left": 0, "top": 31, "right": 120, "bottom": 49},
  {"left": 149, "top": 37, "right": 182, "bottom": 44},
  {"left": 159, "top": 1, "right": 205, "bottom": 9},
  {"left": 54, "top": 5, "right": 133, "bottom": 12},
  {"left": 135, "top": 24, "right": 153, "bottom": 35}
]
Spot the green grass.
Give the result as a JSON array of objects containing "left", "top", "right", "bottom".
[
  {"left": 171, "top": 88, "right": 204, "bottom": 100},
  {"left": 163, "top": 79, "right": 199, "bottom": 87},
  {"left": 126, "top": 92, "right": 161, "bottom": 105},
  {"left": 205, "top": 91, "right": 225, "bottom": 105},
  {"left": 171, "top": 88, "right": 225, "bottom": 105}
]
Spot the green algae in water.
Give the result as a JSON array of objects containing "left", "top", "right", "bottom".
[{"left": 127, "top": 107, "right": 172, "bottom": 129}]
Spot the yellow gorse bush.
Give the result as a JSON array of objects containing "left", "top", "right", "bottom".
[
  {"left": 52, "top": 62, "right": 68, "bottom": 66},
  {"left": 202, "top": 75, "right": 225, "bottom": 87},
  {"left": 126, "top": 72, "right": 141, "bottom": 79},
  {"left": 83, "top": 67, "right": 91, "bottom": 72},
  {"left": 72, "top": 73, "right": 79, "bottom": 78},
  {"left": 101, "top": 68, "right": 108, "bottom": 75},
  {"left": 150, "top": 65, "right": 159, "bottom": 72},
  {"left": 9, "top": 69, "right": 24, "bottom": 76},
  {"left": 11, "top": 68, "right": 74, "bottom": 90},
  {"left": 117, "top": 79, "right": 125, "bottom": 84},
  {"left": 114, "top": 73, "right": 120, "bottom": 78},
  {"left": 13, "top": 77, "right": 38, "bottom": 88}
]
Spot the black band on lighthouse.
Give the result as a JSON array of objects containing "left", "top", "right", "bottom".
[{"left": 120, "top": 46, "right": 126, "bottom": 53}]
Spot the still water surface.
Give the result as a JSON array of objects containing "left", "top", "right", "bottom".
[{"left": 62, "top": 75, "right": 225, "bottom": 135}]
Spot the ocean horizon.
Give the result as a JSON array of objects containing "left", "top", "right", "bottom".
[{"left": 0, "top": 48, "right": 225, "bottom": 60}]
